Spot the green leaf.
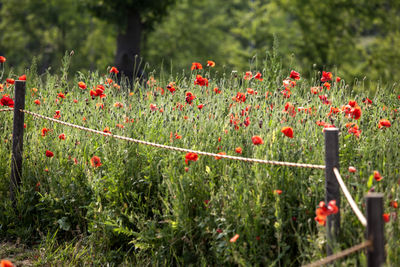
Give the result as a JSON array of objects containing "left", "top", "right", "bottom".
[{"left": 367, "top": 174, "right": 374, "bottom": 189}]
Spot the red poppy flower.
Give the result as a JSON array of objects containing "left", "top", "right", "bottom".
[
  {"left": 284, "top": 102, "right": 296, "bottom": 117},
  {"left": 273, "top": 189, "right": 282, "bottom": 195},
  {"left": 194, "top": 75, "right": 208, "bottom": 86},
  {"left": 213, "top": 87, "right": 221, "bottom": 94},
  {"left": 57, "top": 92, "right": 65, "bottom": 99},
  {"left": 348, "top": 166, "right": 357, "bottom": 173},
  {"left": 281, "top": 89, "right": 291, "bottom": 98},
  {"left": 363, "top": 97, "right": 372, "bottom": 104},
  {"left": 6, "top": 78, "right": 15, "bottom": 85},
  {"left": 185, "top": 152, "right": 198, "bottom": 165},
  {"left": 321, "top": 71, "right": 333, "bottom": 82},
  {"left": 310, "top": 87, "right": 320, "bottom": 94},
  {"left": 323, "top": 82, "right": 331, "bottom": 90},
  {"left": 254, "top": 72, "right": 263, "bottom": 81},
  {"left": 318, "top": 94, "right": 330, "bottom": 105},
  {"left": 197, "top": 104, "right": 204, "bottom": 110},
  {"left": 281, "top": 127, "right": 294, "bottom": 138},
  {"left": 244, "top": 117, "right": 250, "bottom": 127},
  {"left": 390, "top": 201, "right": 398, "bottom": 209},
  {"left": 41, "top": 128, "right": 50, "bottom": 136},
  {"left": 185, "top": 92, "right": 196, "bottom": 104},
  {"left": 0, "top": 259, "right": 14, "bottom": 267},
  {"left": 251, "top": 136, "right": 264, "bottom": 145},
  {"left": 233, "top": 92, "right": 246, "bottom": 103},
  {"left": 289, "top": 70, "right": 300, "bottom": 80},
  {"left": 110, "top": 66, "right": 119, "bottom": 74},
  {"left": 230, "top": 234, "right": 240, "bottom": 243},
  {"left": 114, "top": 102, "right": 123, "bottom": 108},
  {"left": 235, "top": 147, "right": 242, "bottom": 154},
  {"left": 207, "top": 60, "right": 215, "bottom": 67},
  {"left": 373, "top": 171, "right": 383, "bottom": 181},
  {"left": 103, "top": 127, "right": 111, "bottom": 134},
  {"left": 348, "top": 100, "right": 357, "bottom": 107},
  {"left": 0, "top": 95, "right": 14, "bottom": 107},
  {"left": 347, "top": 124, "right": 361, "bottom": 138},
  {"left": 191, "top": 62, "right": 203, "bottom": 70},
  {"left": 78, "top": 81, "right": 87, "bottom": 89},
  {"left": 351, "top": 106, "right": 362, "bottom": 120},
  {"left": 90, "top": 156, "right": 102, "bottom": 167},
  {"left": 174, "top": 133, "right": 182, "bottom": 139},
  {"left": 215, "top": 152, "right": 226, "bottom": 160},
  {"left": 18, "top": 74, "right": 26, "bottom": 81},
  {"left": 34, "top": 99, "right": 41, "bottom": 105},
  {"left": 378, "top": 119, "right": 391, "bottom": 129},
  {"left": 54, "top": 110, "right": 61, "bottom": 119},
  {"left": 314, "top": 200, "right": 339, "bottom": 226},
  {"left": 45, "top": 150, "right": 54, "bottom": 158},
  {"left": 383, "top": 213, "right": 390, "bottom": 223},
  {"left": 244, "top": 71, "right": 252, "bottom": 80},
  {"left": 58, "top": 133, "right": 66, "bottom": 140},
  {"left": 167, "top": 82, "right": 176, "bottom": 94},
  {"left": 246, "top": 88, "right": 254, "bottom": 95},
  {"left": 149, "top": 103, "right": 158, "bottom": 111},
  {"left": 0, "top": 56, "right": 6, "bottom": 63},
  {"left": 336, "top": 77, "right": 341, "bottom": 83}
]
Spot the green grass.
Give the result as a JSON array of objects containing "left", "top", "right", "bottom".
[{"left": 1, "top": 54, "right": 400, "bottom": 266}]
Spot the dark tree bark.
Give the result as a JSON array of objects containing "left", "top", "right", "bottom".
[{"left": 115, "top": 12, "right": 142, "bottom": 81}]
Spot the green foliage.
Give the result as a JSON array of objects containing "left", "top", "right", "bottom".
[{"left": 0, "top": 0, "right": 116, "bottom": 75}]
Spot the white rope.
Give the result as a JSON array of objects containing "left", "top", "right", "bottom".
[{"left": 333, "top": 167, "right": 367, "bottom": 227}]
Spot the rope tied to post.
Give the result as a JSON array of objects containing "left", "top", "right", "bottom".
[{"left": 14, "top": 108, "right": 326, "bottom": 169}]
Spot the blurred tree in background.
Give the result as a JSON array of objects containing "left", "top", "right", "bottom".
[
  {"left": 0, "top": 0, "right": 116, "bottom": 75},
  {"left": 1, "top": 0, "right": 400, "bottom": 84},
  {"left": 84, "top": 0, "right": 176, "bottom": 79}
]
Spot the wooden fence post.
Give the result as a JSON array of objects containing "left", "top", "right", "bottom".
[
  {"left": 366, "top": 193, "right": 385, "bottom": 267},
  {"left": 10, "top": 80, "right": 26, "bottom": 206},
  {"left": 324, "top": 127, "right": 340, "bottom": 255}
]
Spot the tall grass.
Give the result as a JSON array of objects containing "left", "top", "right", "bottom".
[{"left": 0, "top": 53, "right": 399, "bottom": 265}]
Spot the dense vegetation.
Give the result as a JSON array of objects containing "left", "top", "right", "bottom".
[{"left": 0, "top": 53, "right": 399, "bottom": 265}]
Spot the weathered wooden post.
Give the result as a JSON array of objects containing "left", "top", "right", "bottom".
[
  {"left": 366, "top": 193, "right": 385, "bottom": 267},
  {"left": 10, "top": 80, "right": 26, "bottom": 206},
  {"left": 324, "top": 127, "right": 340, "bottom": 255}
]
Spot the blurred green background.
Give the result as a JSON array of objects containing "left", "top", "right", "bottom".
[{"left": 1, "top": 0, "right": 400, "bottom": 83}]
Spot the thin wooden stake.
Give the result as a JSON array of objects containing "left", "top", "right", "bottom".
[
  {"left": 324, "top": 128, "right": 340, "bottom": 255},
  {"left": 366, "top": 193, "right": 385, "bottom": 267},
  {"left": 10, "top": 80, "right": 26, "bottom": 206}
]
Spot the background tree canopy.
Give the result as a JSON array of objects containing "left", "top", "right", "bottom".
[{"left": 1, "top": 0, "right": 400, "bottom": 83}]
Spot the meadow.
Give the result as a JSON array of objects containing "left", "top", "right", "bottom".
[{"left": 0, "top": 53, "right": 400, "bottom": 266}]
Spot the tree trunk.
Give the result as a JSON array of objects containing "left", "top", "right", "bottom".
[{"left": 115, "top": 12, "right": 142, "bottom": 81}]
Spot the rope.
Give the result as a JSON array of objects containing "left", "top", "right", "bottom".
[
  {"left": 0, "top": 108, "right": 13, "bottom": 112},
  {"left": 18, "top": 109, "right": 326, "bottom": 169},
  {"left": 333, "top": 168, "right": 367, "bottom": 227},
  {"left": 302, "top": 240, "right": 372, "bottom": 267}
]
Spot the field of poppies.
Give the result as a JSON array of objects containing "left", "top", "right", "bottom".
[{"left": 1, "top": 53, "right": 400, "bottom": 265}]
